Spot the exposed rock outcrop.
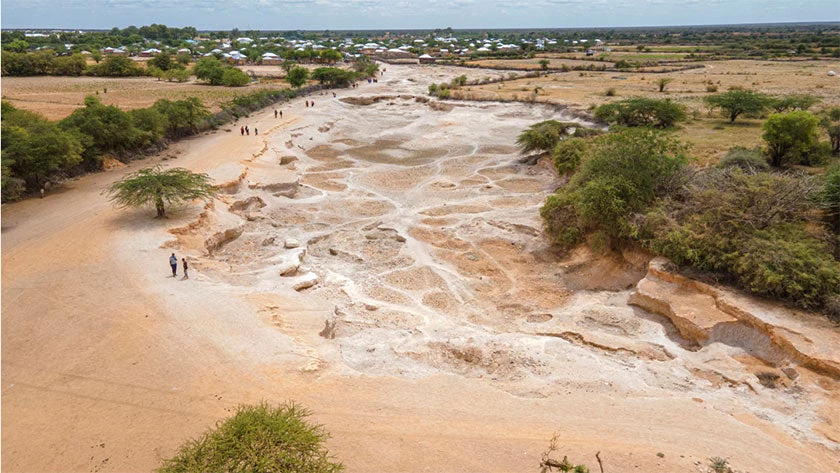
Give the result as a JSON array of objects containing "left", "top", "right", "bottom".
[{"left": 630, "top": 258, "right": 840, "bottom": 379}]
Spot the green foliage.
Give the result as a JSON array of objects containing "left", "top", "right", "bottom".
[
  {"left": 221, "top": 67, "right": 250, "bottom": 86},
  {"left": 53, "top": 54, "right": 88, "bottom": 76},
  {"left": 552, "top": 137, "right": 589, "bottom": 174},
  {"left": 157, "top": 402, "right": 342, "bottom": 473},
  {"left": 539, "top": 59, "right": 550, "bottom": 70},
  {"left": 437, "top": 88, "right": 451, "bottom": 99},
  {"left": 657, "top": 77, "right": 673, "bottom": 92},
  {"left": 310, "top": 67, "right": 358, "bottom": 88},
  {"left": 708, "top": 457, "right": 733, "bottom": 473},
  {"left": 762, "top": 111, "right": 821, "bottom": 167},
  {"left": 718, "top": 146, "right": 769, "bottom": 171},
  {"left": 319, "top": 49, "right": 343, "bottom": 63},
  {"left": 4, "top": 39, "right": 29, "bottom": 53},
  {"left": 517, "top": 120, "right": 579, "bottom": 153},
  {"left": 594, "top": 98, "right": 686, "bottom": 128},
  {"left": 818, "top": 107, "right": 840, "bottom": 155},
  {"left": 148, "top": 52, "right": 173, "bottom": 71},
  {"left": 286, "top": 66, "right": 310, "bottom": 88},
  {"left": 770, "top": 94, "right": 820, "bottom": 113},
  {"left": 87, "top": 55, "right": 145, "bottom": 77},
  {"left": 815, "top": 164, "right": 840, "bottom": 241},
  {"left": 60, "top": 95, "right": 142, "bottom": 165},
  {"left": 638, "top": 168, "right": 840, "bottom": 308},
  {"left": 194, "top": 56, "right": 226, "bottom": 85},
  {"left": 704, "top": 88, "right": 772, "bottom": 123},
  {"left": 2, "top": 50, "right": 61, "bottom": 75},
  {"left": 1, "top": 102, "right": 83, "bottom": 198},
  {"left": 541, "top": 128, "right": 689, "bottom": 248},
  {"left": 152, "top": 98, "right": 211, "bottom": 138},
  {"left": 105, "top": 165, "right": 217, "bottom": 218}
]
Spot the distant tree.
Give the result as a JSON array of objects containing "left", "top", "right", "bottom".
[
  {"left": 539, "top": 59, "right": 550, "bottom": 71},
  {"left": 194, "top": 56, "right": 226, "bottom": 85},
  {"left": 221, "top": 67, "right": 250, "bottom": 86},
  {"left": 148, "top": 52, "right": 173, "bottom": 71},
  {"left": 152, "top": 97, "right": 210, "bottom": 138},
  {"left": 657, "top": 77, "right": 673, "bottom": 92},
  {"left": 594, "top": 98, "right": 686, "bottom": 128},
  {"left": 320, "top": 49, "right": 342, "bottom": 64},
  {"left": 4, "top": 39, "right": 29, "bottom": 53},
  {"left": 105, "top": 166, "right": 216, "bottom": 218},
  {"left": 770, "top": 94, "right": 820, "bottom": 113},
  {"left": 53, "top": 53, "right": 87, "bottom": 76},
  {"left": 818, "top": 107, "right": 840, "bottom": 155},
  {"left": 88, "top": 55, "right": 144, "bottom": 77},
  {"left": 762, "top": 111, "right": 821, "bottom": 167},
  {"left": 286, "top": 65, "right": 309, "bottom": 88},
  {"left": 90, "top": 50, "right": 103, "bottom": 63},
  {"left": 310, "top": 67, "right": 356, "bottom": 88},
  {"left": 175, "top": 52, "right": 191, "bottom": 65},
  {"left": 704, "top": 88, "right": 772, "bottom": 123}
]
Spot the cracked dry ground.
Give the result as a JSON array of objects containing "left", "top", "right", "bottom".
[{"left": 172, "top": 86, "right": 838, "bottom": 472}]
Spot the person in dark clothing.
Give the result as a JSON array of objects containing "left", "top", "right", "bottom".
[{"left": 169, "top": 253, "right": 177, "bottom": 277}]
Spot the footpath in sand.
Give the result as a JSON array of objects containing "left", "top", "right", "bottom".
[{"left": 2, "top": 64, "right": 839, "bottom": 473}]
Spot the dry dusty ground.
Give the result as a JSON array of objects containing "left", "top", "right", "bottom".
[{"left": 2, "top": 63, "right": 839, "bottom": 473}]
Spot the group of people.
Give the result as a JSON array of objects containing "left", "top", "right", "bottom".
[
  {"left": 169, "top": 253, "right": 189, "bottom": 280},
  {"left": 305, "top": 100, "right": 315, "bottom": 107},
  {"left": 274, "top": 109, "right": 283, "bottom": 118},
  {"left": 240, "top": 125, "right": 258, "bottom": 135}
]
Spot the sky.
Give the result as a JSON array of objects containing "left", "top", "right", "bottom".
[{"left": 1, "top": 0, "right": 838, "bottom": 31}]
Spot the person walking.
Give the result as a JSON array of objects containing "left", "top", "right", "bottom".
[
  {"left": 181, "top": 258, "right": 189, "bottom": 280},
  {"left": 279, "top": 110, "right": 283, "bottom": 118},
  {"left": 240, "top": 126, "right": 244, "bottom": 135},
  {"left": 169, "top": 253, "right": 178, "bottom": 277},
  {"left": 274, "top": 109, "right": 278, "bottom": 118}
]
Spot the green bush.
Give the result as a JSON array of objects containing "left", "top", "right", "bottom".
[
  {"left": 762, "top": 111, "right": 821, "bottom": 167},
  {"left": 517, "top": 120, "right": 579, "bottom": 153},
  {"left": 221, "top": 67, "right": 250, "bottom": 87},
  {"left": 87, "top": 55, "right": 145, "bottom": 77},
  {"left": 158, "top": 402, "right": 342, "bottom": 473},
  {"left": 594, "top": 98, "right": 686, "bottom": 128},
  {"left": 718, "top": 146, "right": 769, "bottom": 171},
  {"left": 552, "top": 137, "right": 589, "bottom": 173},
  {"left": 638, "top": 168, "right": 840, "bottom": 308},
  {"left": 704, "top": 88, "right": 772, "bottom": 123},
  {"left": 311, "top": 67, "right": 358, "bottom": 88}
]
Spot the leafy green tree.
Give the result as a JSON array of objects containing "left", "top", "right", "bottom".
[
  {"left": 165, "top": 68, "right": 191, "bottom": 82},
  {"left": 60, "top": 95, "right": 139, "bottom": 166},
  {"left": 286, "top": 65, "right": 309, "bottom": 88},
  {"left": 1, "top": 102, "right": 84, "bottom": 192},
  {"left": 310, "top": 67, "right": 357, "bottom": 87},
  {"left": 128, "top": 108, "right": 168, "bottom": 148},
  {"left": 152, "top": 98, "right": 210, "bottom": 138},
  {"left": 53, "top": 53, "right": 87, "bottom": 75},
  {"left": 175, "top": 52, "right": 191, "bottom": 65},
  {"left": 148, "top": 52, "right": 173, "bottom": 71},
  {"left": 221, "top": 67, "right": 250, "bottom": 86},
  {"left": 594, "top": 98, "right": 686, "bottom": 128},
  {"left": 90, "top": 50, "right": 102, "bottom": 63},
  {"left": 517, "top": 120, "right": 578, "bottom": 153},
  {"left": 157, "top": 402, "right": 342, "bottom": 473},
  {"left": 770, "top": 94, "right": 820, "bottom": 113},
  {"left": 88, "top": 55, "right": 144, "bottom": 77},
  {"left": 320, "top": 49, "right": 343, "bottom": 64},
  {"left": 194, "top": 56, "right": 226, "bottom": 85},
  {"left": 4, "top": 39, "right": 29, "bottom": 52},
  {"left": 819, "top": 107, "right": 840, "bottom": 155},
  {"left": 105, "top": 166, "right": 217, "bottom": 218},
  {"left": 539, "top": 59, "right": 550, "bottom": 70},
  {"left": 704, "top": 88, "right": 772, "bottom": 123},
  {"left": 762, "top": 111, "right": 821, "bottom": 167},
  {"left": 552, "top": 137, "right": 590, "bottom": 174}
]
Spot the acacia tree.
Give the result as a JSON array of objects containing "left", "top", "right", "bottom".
[
  {"left": 705, "top": 88, "right": 772, "bottom": 123},
  {"left": 657, "top": 77, "right": 673, "bottom": 92},
  {"left": 105, "top": 166, "right": 216, "bottom": 217}
]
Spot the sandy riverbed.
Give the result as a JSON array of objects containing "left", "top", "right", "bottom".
[{"left": 2, "top": 64, "right": 838, "bottom": 473}]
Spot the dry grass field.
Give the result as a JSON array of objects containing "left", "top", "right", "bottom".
[
  {"left": 1, "top": 76, "right": 283, "bottom": 120},
  {"left": 460, "top": 58, "right": 840, "bottom": 163}
]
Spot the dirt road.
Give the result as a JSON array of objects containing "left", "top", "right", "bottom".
[{"left": 3, "top": 64, "right": 838, "bottom": 473}]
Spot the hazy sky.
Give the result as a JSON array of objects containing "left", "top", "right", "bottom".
[{"left": 2, "top": 0, "right": 838, "bottom": 30}]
